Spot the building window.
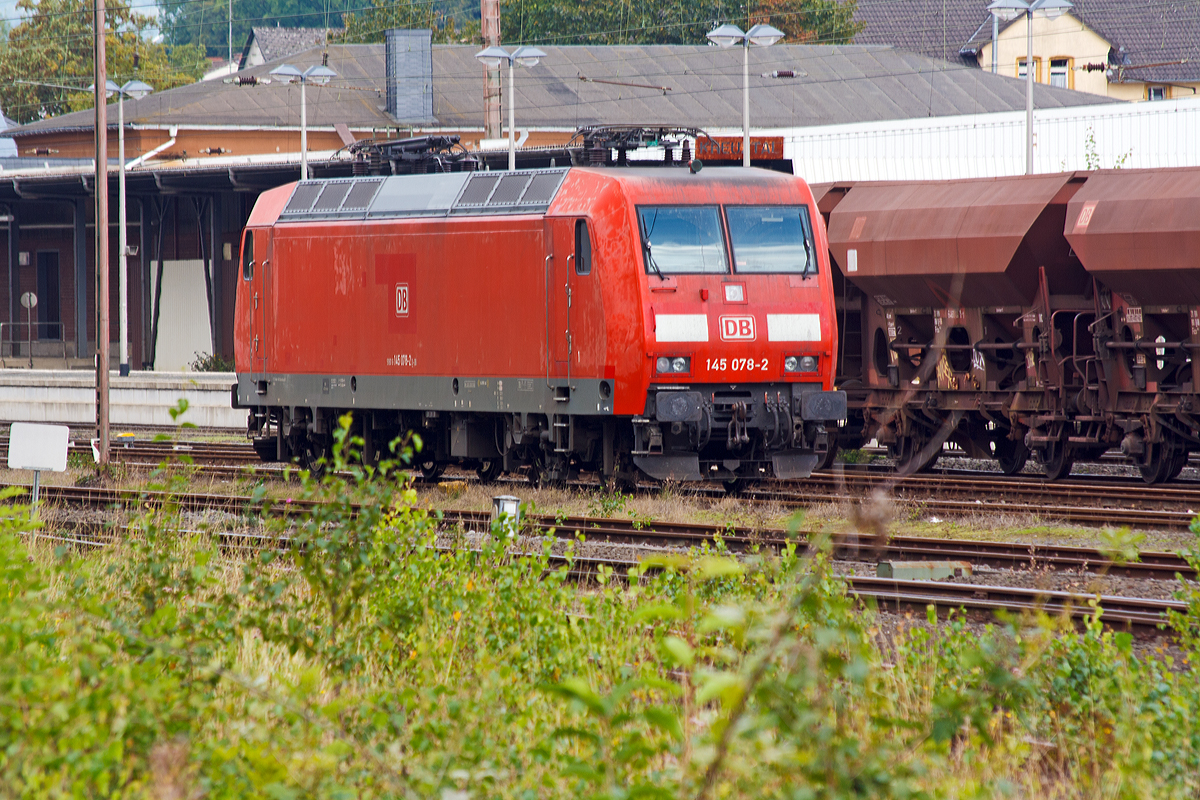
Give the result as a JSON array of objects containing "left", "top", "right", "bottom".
[
  {"left": 1148, "top": 85, "right": 1168, "bottom": 101},
  {"left": 1017, "top": 57, "right": 1042, "bottom": 82},
  {"left": 1049, "top": 58, "right": 1071, "bottom": 89}
]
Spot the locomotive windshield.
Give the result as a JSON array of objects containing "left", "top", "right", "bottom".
[
  {"left": 726, "top": 206, "right": 817, "bottom": 275},
  {"left": 637, "top": 206, "right": 728, "bottom": 275}
]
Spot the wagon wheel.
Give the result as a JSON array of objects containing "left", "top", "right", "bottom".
[
  {"left": 1039, "top": 438, "right": 1074, "bottom": 482},
  {"left": 476, "top": 458, "right": 503, "bottom": 484},
  {"left": 1168, "top": 446, "right": 1190, "bottom": 481},
  {"left": 419, "top": 460, "right": 445, "bottom": 481},
  {"left": 1138, "top": 437, "right": 1183, "bottom": 485},
  {"left": 1138, "top": 442, "right": 1170, "bottom": 485},
  {"left": 992, "top": 437, "right": 1029, "bottom": 476},
  {"left": 889, "top": 435, "right": 939, "bottom": 476}
]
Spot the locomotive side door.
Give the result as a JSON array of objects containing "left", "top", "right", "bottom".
[
  {"left": 245, "top": 227, "right": 271, "bottom": 377},
  {"left": 545, "top": 219, "right": 573, "bottom": 386}
]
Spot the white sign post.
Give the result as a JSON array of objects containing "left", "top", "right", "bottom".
[
  {"left": 20, "top": 292, "right": 36, "bottom": 369},
  {"left": 8, "top": 422, "right": 70, "bottom": 507}
]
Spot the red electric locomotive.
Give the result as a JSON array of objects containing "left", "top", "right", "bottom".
[{"left": 233, "top": 164, "right": 845, "bottom": 486}]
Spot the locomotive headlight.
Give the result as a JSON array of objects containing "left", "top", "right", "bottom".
[
  {"left": 656, "top": 356, "right": 672, "bottom": 374},
  {"left": 784, "top": 355, "right": 819, "bottom": 373},
  {"left": 672, "top": 357, "right": 690, "bottom": 373}
]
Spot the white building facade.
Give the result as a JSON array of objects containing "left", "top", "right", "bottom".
[{"left": 762, "top": 96, "right": 1200, "bottom": 183}]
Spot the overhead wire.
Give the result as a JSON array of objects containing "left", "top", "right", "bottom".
[{"left": 1, "top": 0, "right": 1195, "bottom": 121}]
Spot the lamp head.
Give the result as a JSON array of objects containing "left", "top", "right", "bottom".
[
  {"left": 1031, "top": 0, "right": 1073, "bottom": 20},
  {"left": 303, "top": 65, "right": 337, "bottom": 85},
  {"left": 706, "top": 23, "right": 745, "bottom": 48},
  {"left": 511, "top": 45, "right": 546, "bottom": 67},
  {"left": 475, "top": 46, "right": 510, "bottom": 68},
  {"left": 120, "top": 79, "right": 153, "bottom": 99},
  {"left": 270, "top": 64, "right": 303, "bottom": 83},
  {"left": 89, "top": 80, "right": 120, "bottom": 97},
  {"left": 987, "top": 0, "right": 1027, "bottom": 22},
  {"left": 746, "top": 23, "right": 785, "bottom": 46}
]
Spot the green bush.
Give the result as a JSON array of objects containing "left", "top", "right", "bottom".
[{"left": 3, "top": 418, "right": 1200, "bottom": 797}]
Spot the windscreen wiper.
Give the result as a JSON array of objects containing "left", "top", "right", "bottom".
[
  {"left": 800, "top": 225, "right": 816, "bottom": 278},
  {"left": 639, "top": 212, "right": 666, "bottom": 280}
]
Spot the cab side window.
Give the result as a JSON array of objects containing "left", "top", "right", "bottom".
[
  {"left": 575, "top": 219, "right": 592, "bottom": 276},
  {"left": 241, "top": 231, "right": 254, "bottom": 280}
]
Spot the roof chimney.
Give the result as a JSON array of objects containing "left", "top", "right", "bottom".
[{"left": 385, "top": 28, "right": 435, "bottom": 123}]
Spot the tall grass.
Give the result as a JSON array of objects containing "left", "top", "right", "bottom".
[{"left": 2, "top": 417, "right": 1200, "bottom": 798}]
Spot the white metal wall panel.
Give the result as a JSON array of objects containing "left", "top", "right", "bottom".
[{"left": 765, "top": 96, "right": 1200, "bottom": 183}]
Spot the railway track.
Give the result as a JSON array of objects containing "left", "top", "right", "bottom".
[
  {"left": 13, "top": 482, "right": 1197, "bottom": 580},
  {"left": 10, "top": 434, "right": 1200, "bottom": 529},
  {"left": 22, "top": 516, "right": 1187, "bottom": 636},
  {"left": 538, "top": 552, "right": 1186, "bottom": 635},
  {"left": 13, "top": 481, "right": 1192, "bottom": 635}
]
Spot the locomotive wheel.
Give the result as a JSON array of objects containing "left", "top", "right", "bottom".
[
  {"left": 993, "top": 438, "right": 1029, "bottom": 476},
  {"left": 527, "top": 455, "right": 565, "bottom": 489},
  {"left": 419, "top": 460, "right": 445, "bottom": 481},
  {"left": 1040, "top": 440, "right": 1074, "bottom": 482},
  {"left": 297, "top": 437, "right": 329, "bottom": 478},
  {"left": 476, "top": 459, "right": 503, "bottom": 483}
]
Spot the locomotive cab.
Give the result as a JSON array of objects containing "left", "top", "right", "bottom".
[{"left": 618, "top": 174, "right": 845, "bottom": 482}]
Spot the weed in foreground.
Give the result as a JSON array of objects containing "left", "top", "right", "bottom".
[{"left": 2, "top": 416, "right": 1200, "bottom": 797}]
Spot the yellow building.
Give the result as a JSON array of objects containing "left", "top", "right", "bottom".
[{"left": 855, "top": 0, "right": 1200, "bottom": 102}]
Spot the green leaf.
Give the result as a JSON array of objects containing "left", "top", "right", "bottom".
[
  {"left": 662, "top": 635, "right": 694, "bottom": 667},
  {"left": 631, "top": 603, "right": 684, "bottom": 625},
  {"left": 696, "top": 672, "right": 743, "bottom": 705},
  {"left": 643, "top": 706, "right": 683, "bottom": 740},
  {"left": 542, "top": 678, "right": 607, "bottom": 716},
  {"left": 696, "top": 557, "right": 743, "bottom": 581},
  {"left": 697, "top": 604, "right": 746, "bottom": 633}
]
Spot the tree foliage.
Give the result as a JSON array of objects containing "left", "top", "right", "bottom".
[
  {"left": 160, "top": 0, "right": 351, "bottom": 56},
  {"left": 501, "top": 0, "right": 863, "bottom": 46},
  {"left": 339, "top": 0, "right": 481, "bottom": 45},
  {"left": 0, "top": 0, "right": 208, "bottom": 125}
]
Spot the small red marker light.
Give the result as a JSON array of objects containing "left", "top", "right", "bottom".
[{"left": 700, "top": 289, "right": 709, "bottom": 301}]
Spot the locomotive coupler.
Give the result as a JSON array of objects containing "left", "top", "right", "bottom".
[{"left": 726, "top": 401, "right": 751, "bottom": 449}]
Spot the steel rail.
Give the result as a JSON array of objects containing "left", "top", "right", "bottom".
[{"left": 10, "top": 482, "right": 1197, "bottom": 579}]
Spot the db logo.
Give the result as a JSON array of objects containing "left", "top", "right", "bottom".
[
  {"left": 720, "top": 315, "right": 756, "bottom": 341},
  {"left": 395, "top": 283, "right": 409, "bottom": 317}
]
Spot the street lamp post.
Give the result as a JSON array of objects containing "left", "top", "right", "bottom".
[
  {"left": 270, "top": 64, "right": 338, "bottom": 180},
  {"left": 706, "top": 23, "right": 785, "bottom": 167},
  {"left": 988, "top": 0, "right": 1073, "bottom": 174},
  {"left": 474, "top": 46, "right": 547, "bottom": 170},
  {"left": 93, "top": 78, "right": 153, "bottom": 377},
  {"left": 115, "top": 81, "right": 152, "bottom": 376}
]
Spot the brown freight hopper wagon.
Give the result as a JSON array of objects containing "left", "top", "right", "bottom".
[{"left": 815, "top": 166, "right": 1200, "bottom": 483}]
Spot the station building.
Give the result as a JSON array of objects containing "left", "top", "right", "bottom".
[{"left": 0, "top": 34, "right": 1113, "bottom": 371}]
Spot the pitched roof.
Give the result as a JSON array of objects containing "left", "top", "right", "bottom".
[
  {"left": 1067, "top": 0, "right": 1200, "bottom": 83},
  {"left": 4, "top": 41, "right": 1112, "bottom": 138},
  {"left": 854, "top": 0, "right": 1200, "bottom": 82},
  {"left": 854, "top": 0, "right": 988, "bottom": 66},
  {"left": 239, "top": 26, "right": 342, "bottom": 68}
]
